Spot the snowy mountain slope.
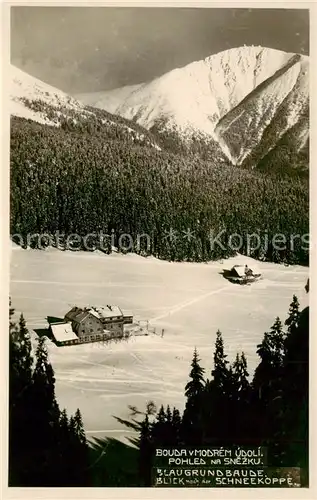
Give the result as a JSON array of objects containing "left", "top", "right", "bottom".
[
  {"left": 77, "top": 46, "right": 309, "bottom": 168},
  {"left": 76, "top": 83, "right": 143, "bottom": 114},
  {"left": 78, "top": 47, "right": 292, "bottom": 134},
  {"left": 10, "top": 65, "right": 161, "bottom": 150},
  {"left": 215, "top": 53, "right": 309, "bottom": 164},
  {"left": 11, "top": 64, "right": 86, "bottom": 125},
  {"left": 254, "top": 108, "right": 309, "bottom": 174}
]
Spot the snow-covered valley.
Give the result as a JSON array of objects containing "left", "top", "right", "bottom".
[{"left": 10, "top": 247, "right": 308, "bottom": 443}]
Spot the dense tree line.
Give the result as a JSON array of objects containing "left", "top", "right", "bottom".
[
  {"left": 20, "top": 98, "right": 160, "bottom": 149},
  {"left": 11, "top": 116, "right": 308, "bottom": 265},
  {"left": 9, "top": 302, "right": 90, "bottom": 486},
  {"left": 136, "top": 294, "right": 309, "bottom": 486}
]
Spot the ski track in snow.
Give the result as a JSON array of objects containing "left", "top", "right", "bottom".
[
  {"left": 150, "top": 284, "right": 230, "bottom": 322},
  {"left": 11, "top": 279, "right": 166, "bottom": 289}
]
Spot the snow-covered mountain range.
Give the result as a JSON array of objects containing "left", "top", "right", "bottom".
[
  {"left": 77, "top": 46, "right": 309, "bottom": 167},
  {"left": 10, "top": 46, "right": 309, "bottom": 170},
  {"left": 10, "top": 64, "right": 161, "bottom": 150}
]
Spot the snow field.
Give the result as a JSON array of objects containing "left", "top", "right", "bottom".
[{"left": 10, "top": 247, "right": 308, "bottom": 440}]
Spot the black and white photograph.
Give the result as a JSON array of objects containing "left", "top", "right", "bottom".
[{"left": 4, "top": 3, "right": 311, "bottom": 491}]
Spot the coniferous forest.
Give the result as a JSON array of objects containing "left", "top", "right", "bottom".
[
  {"left": 9, "top": 302, "right": 90, "bottom": 487},
  {"left": 9, "top": 293, "right": 308, "bottom": 487},
  {"left": 10, "top": 114, "right": 309, "bottom": 265}
]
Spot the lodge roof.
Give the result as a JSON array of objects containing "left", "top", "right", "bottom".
[
  {"left": 65, "top": 304, "right": 132, "bottom": 323},
  {"left": 65, "top": 306, "right": 83, "bottom": 322},
  {"left": 65, "top": 306, "right": 102, "bottom": 324},
  {"left": 88, "top": 305, "right": 123, "bottom": 319},
  {"left": 51, "top": 322, "right": 78, "bottom": 342}
]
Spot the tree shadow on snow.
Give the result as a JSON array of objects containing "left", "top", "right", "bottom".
[
  {"left": 87, "top": 412, "right": 143, "bottom": 487},
  {"left": 33, "top": 316, "right": 65, "bottom": 342},
  {"left": 46, "top": 315, "right": 65, "bottom": 324},
  {"left": 219, "top": 269, "right": 232, "bottom": 279},
  {"left": 88, "top": 436, "right": 139, "bottom": 487},
  {"left": 33, "top": 327, "right": 53, "bottom": 340}
]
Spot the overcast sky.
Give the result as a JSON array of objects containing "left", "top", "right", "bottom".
[{"left": 11, "top": 7, "right": 309, "bottom": 94}]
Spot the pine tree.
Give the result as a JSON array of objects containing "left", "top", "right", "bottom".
[
  {"left": 69, "top": 415, "right": 76, "bottom": 434},
  {"left": 32, "top": 336, "right": 59, "bottom": 418},
  {"left": 30, "top": 336, "right": 61, "bottom": 485},
  {"left": 60, "top": 408, "right": 69, "bottom": 432},
  {"left": 138, "top": 414, "right": 153, "bottom": 486},
  {"left": 157, "top": 405, "right": 166, "bottom": 424},
  {"left": 270, "top": 300, "right": 307, "bottom": 469},
  {"left": 232, "top": 352, "right": 250, "bottom": 399},
  {"left": 9, "top": 311, "right": 34, "bottom": 485},
  {"left": 252, "top": 317, "right": 286, "bottom": 455},
  {"left": 285, "top": 295, "right": 300, "bottom": 335},
  {"left": 253, "top": 317, "right": 285, "bottom": 401},
  {"left": 56, "top": 409, "right": 72, "bottom": 484},
  {"left": 166, "top": 405, "right": 172, "bottom": 423},
  {"left": 171, "top": 407, "right": 182, "bottom": 445},
  {"left": 184, "top": 348, "right": 205, "bottom": 400},
  {"left": 74, "top": 408, "right": 87, "bottom": 446},
  {"left": 205, "top": 330, "right": 235, "bottom": 445},
  {"left": 18, "top": 314, "right": 33, "bottom": 382},
  {"left": 161, "top": 405, "right": 174, "bottom": 445},
  {"left": 71, "top": 409, "right": 90, "bottom": 486},
  {"left": 282, "top": 294, "right": 309, "bottom": 481},
  {"left": 211, "top": 330, "right": 230, "bottom": 392},
  {"left": 61, "top": 415, "right": 80, "bottom": 486},
  {"left": 231, "top": 352, "right": 251, "bottom": 444},
  {"left": 10, "top": 313, "right": 33, "bottom": 397},
  {"left": 152, "top": 405, "right": 166, "bottom": 447},
  {"left": 182, "top": 348, "right": 205, "bottom": 445}
]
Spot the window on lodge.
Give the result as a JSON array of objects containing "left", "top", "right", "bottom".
[{"left": 82, "top": 335, "right": 93, "bottom": 342}]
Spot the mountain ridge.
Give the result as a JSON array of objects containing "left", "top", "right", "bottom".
[
  {"left": 76, "top": 45, "right": 309, "bottom": 169},
  {"left": 10, "top": 45, "right": 309, "bottom": 172}
]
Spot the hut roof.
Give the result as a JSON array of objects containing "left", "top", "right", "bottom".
[
  {"left": 231, "top": 265, "right": 245, "bottom": 277},
  {"left": 230, "top": 264, "right": 261, "bottom": 277}
]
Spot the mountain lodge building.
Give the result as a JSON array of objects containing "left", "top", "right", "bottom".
[{"left": 49, "top": 305, "right": 133, "bottom": 346}]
